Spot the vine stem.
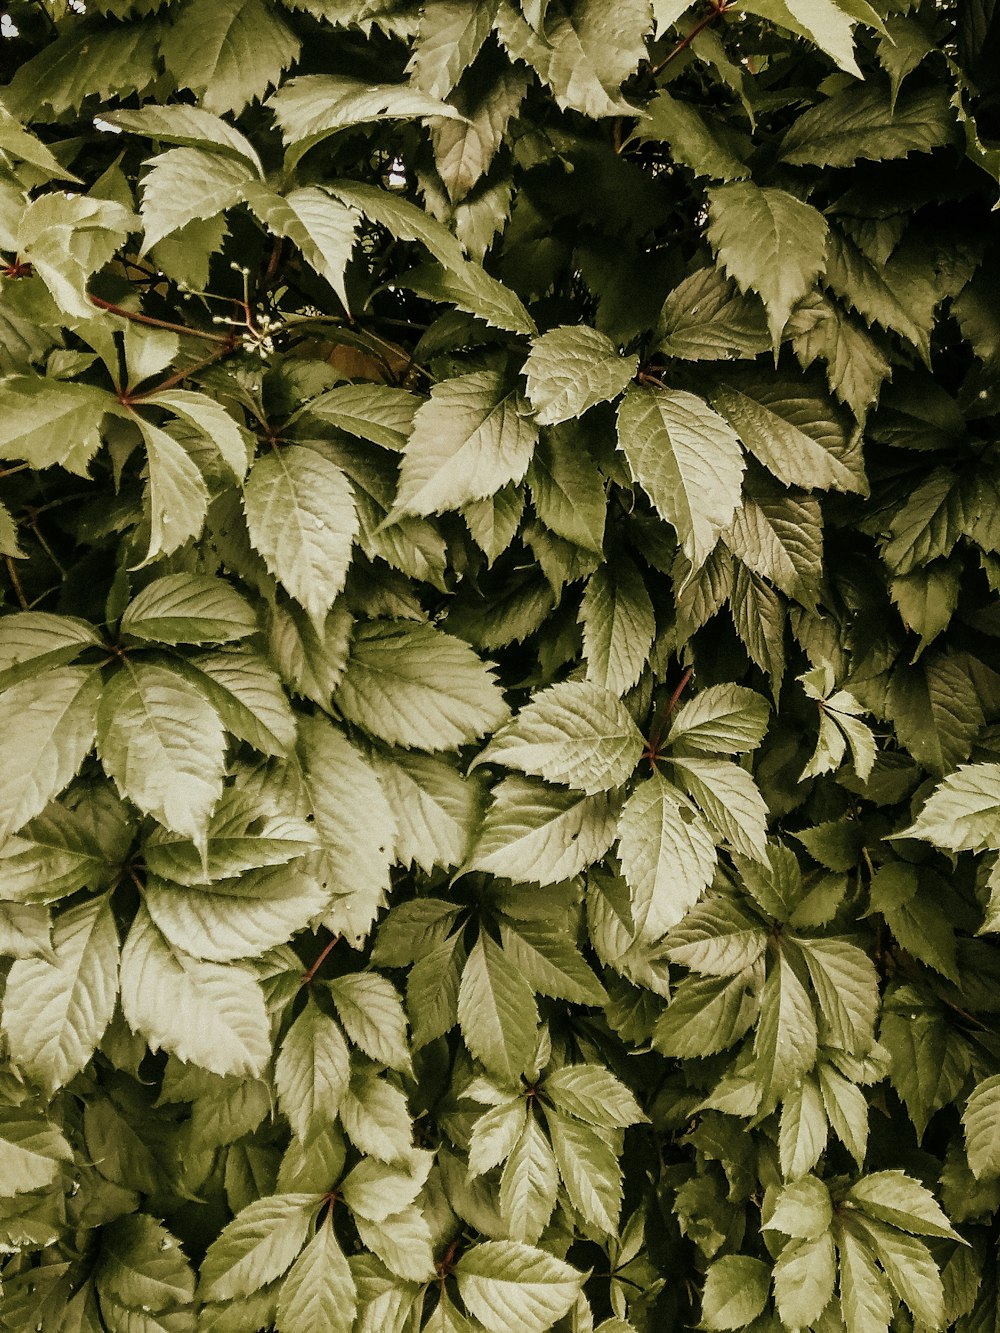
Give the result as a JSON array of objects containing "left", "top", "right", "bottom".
[
  {"left": 127, "top": 340, "right": 240, "bottom": 402},
  {"left": 648, "top": 666, "right": 694, "bottom": 752},
  {"left": 89, "top": 295, "right": 234, "bottom": 345},
  {"left": 3, "top": 556, "right": 28, "bottom": 609},
  {"left": 301, "top": 934, "right": 340, "bottom": 987},
  {"left": 649, "top": 0, "right": 734, "bottom": 78}
]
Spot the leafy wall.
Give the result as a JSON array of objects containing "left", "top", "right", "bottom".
[{"left": 1, "top": 0, "right": 1000, "bottom": 1328}]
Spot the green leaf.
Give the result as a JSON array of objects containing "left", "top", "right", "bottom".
[
  {"left": 161, "top": 0, "right": 301, "bottom": 116},
  {"left": 476, "top": 680, "right": 642, "bottom": 794},
  {"left": 656, "top": 267, "right": 771, "bottom": 362},
  {"left": 120, "top": 906, "right": 271, "bottom": 1078},
  {"left": 899, "top": 763, "right": 1000, "bottom": 852},
  {"left": 526, "top": 424, "right": 607, "bottom": 554},
  {"left": 666, "top": 683, "right": 771, "bottom": 755},
  {"left": 302, "top": 383, "right": 419, "bottom": 452},
  {"left": 245, "top": 184, "right": 360, "bottom": 309},
  {"left": 120, "top": 574, "right": 257, "bottom": 644},
  {"left": 275, "top": 998, "right": 350, "bottom": 1140},
  {"left": 328, "top": 972, "right": 410, "bottom": 1070},
  {"left": 468, "top": 1099, "right": 528, "bottom": 1177},
  {"left": 177, "top": 648, "right": 297, "bottom": 757},
  {"left": 275, "top": 1213, "right": 356, "bottom": 1333},
  {"left": 391, "top": 371, "right": 536, "bottom": 518},
  {"left": 147, "top": 388, "right": 251, "bottom": 480},
  {"left": 617, "top": 772, "right": 718, "bottom": 935},
  {"left": 336, "top": 619, "right": 509, "bottom": 751},
  {"left": 144, "top": 790, "right": 314, "bottom": 885},
  {"left": 632, "top": 91, "right": 748, "bottom": 179},
  {"left": 888, "top": 649, "right": 983, "bottom": 777},
  {"left": 138, "top": 146, "right": 256, "bottom": 250},
  {"left": 543, "top": 1064, "right": 646, "bottom": 1128},
  {"left": 546, "top": 1107, "right": 622, "bottom": 1233},
  {"left": 665, "top": 897, "right": 769, "bottom": 975},
  {"left": 779, "top": 1076, "right": 828, "bottom": 1180},
  {"left": 798, "top": 937, "right": 879, "bottom": 1055},
  {"left": 780, "top": 83, "right": 956, "bottom": 167},
  {"left": 457, "top": 931, "right": 539, "bottom": 1083},
  {"left": 340, "top": 1067, "right": 413, "bottom": 1163},
  {"left": 466, "top": 777, "right": 621, "bottom": 885},
  {"left": 407, "top": 0, "right": 499, "bottom": 98},
  {"left": 103, "top": 102, "right": 263, "bottom": 169},
  {"left": 0, "top": 666, "right": 100, "bottom": 840},
  {"left": 0, "top": 802, "right": 111, "bottom": 904},
  {"left": 765, "top": 1176, "right": 833, "bottom": 1239},
  {"left": 2, "top": 897, "right": 118, "bottom": 1095},
  {"left": 837, "top": 1226, "right": 893, "bottom": 1333},
  {"left": 499, "top": 920, "right": 608, "bottom": 1006},
  {"left": 368, "top": 749, "right": 480, "bottom": 872},
  {"left": 724, "top": 489, "right": 823, "bottom": 608},
  {"left": 618, "top": 384, "right": 745, "bottom": 573},
  {"left": 773, "top": 1232, "right": 836, "bottom": 1330},
  {"left": 579, "top": 555, "right": 656, "bottom": 697},
  {"left": 243, "top": 444, "right": 358, "bottom": 628},
  {"left": 143, "top": 866, "right": 327, "bottom": 963},
  {"left": 353, "top": 1204, "right": 435, "bottom": 1282},
  {"left": 851, "top": 1215, "right": 945, "bottom": 1328},
  {"left": 0, "top": 376, "right": 113, "bottom": 476},
  {"left": 499, "top": 1113, "right": 559, "bottom": 1244},
  {"left": 754, "top": 948, "right": 819, "bottom": 1102},
  {"left": 198, "top": 1193, "right": 318, "bottom": 1301},
  {"left": 671, "top": 756, "right": 769, "bottom": 863},
  {"left": 454, "top": 1240, "right": 585, "bottom": 1333},
  {"left": 97, "top": 659, "right": 225, "bottom": 847},
  {"left": 522, "top": 325, "right": 638, "bottom": 426},
  {"left": 845, "top": 1170, "right": 961, "bottom": 1240},
  {"left": 743, "top": 0, "right": 863, "bottom": 75},
  {"left": 711, "top": 380, "right": 867, "bottom": 494},
  {"left": 95, "top": 1214, "right": 196, "bottom": 1323},
  {"left": 269, "top": 73, "right": 465, "bottom": 146},
  {"left": 700, "top": 1255, "right": 770, "bottom": 1330},
  {"left": 963, "top": 1075, "right": 1000, "bottom": 1181},
  {"left": 706, "top": 181, "right": 829, "bottom": 344},
  {"left": 134, "top": 415, "right": 211, "bottom": 563}
]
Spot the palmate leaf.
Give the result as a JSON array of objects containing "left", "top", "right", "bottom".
[
  {"left": 138, "top": 146, "right": 257, "bottom": 251},
  {"left": 899, "top": 763, "right": 1000, "bottom": 852}
]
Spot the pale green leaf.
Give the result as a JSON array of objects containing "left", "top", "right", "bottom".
[
  {"left": 838, "top": 1226, "right": 893, "bottom": 1333},
  {"left": 161, "top": 0, "right": 301, "bottom": 116},
  {"left": 275, "top": 998, "right": 350, "bottom": 1140},
  {"left": 135, "top": 415, "right": 210, "bottom": 563},
  {"left": 667, "top": 683, "right": 771, "bottom": 755},
  {"left": 499, "top": 1114, "right": 559, "bottom": 1244},
  {"left": 455, "top": 1240, "right": 585, "bottom": 1333},
  {"left": 466, "top": 776, "right": 621, "bottom": 885},
  {"left": 353, "top": 1205, "right": 435, "bottom": 1283},
  {"left": 799, "top": 937, "right": 879, "bottom": 1055},
  {"left": 243, "top": 444, "right": 358, "bottom": 628},
  {"left": 97, "top": 659, "right": 225, "bottom": 847},
  {"left": 707, "top": 181, "right": 828, "bottom": 343},
  {"left": 138, "top": 146, "right": 255, "bottom": 251},
  {"left": 618, "top": 772, "right": 718, "bottom": 937},
  {"left": 391, "top": 371, "right": 536, "bottom": 518},
  {"left": 618, "top": 384, "right": 744, "bottom": 573},
  {"left": 701, "top": 1255, "right": 769, "bottom": 1330},
  {"left": 269, "top": 73, "right": 465, "bottom": 144},
  {"left": 546, "top": 1107, "right": 622, "bottom": 1233},
  {"left": 631, "top": 91, "right": 749, "bottom": 179},
  {"left": 339, "top": 1151, "right": 432, "bottom": 1221},
  {"left": 526, "top": 424, "right": 606, "bottom": 554},
  {"left": 579, "top": 555, "right": 656, "bottom": 697},
  {"left": 275, "top": 1213, "right": 356, "bottom": 1333},
  {"left": 328, "top": 972, "right": 410, "bottom": 1070},
  {"left": 199, "top": 1194, "right": 318, "bottom": 1301},
  {"left": 899, "top": 763, "right": 1000, "bottom": 852},
  {"left": 765, "top": 1176, "right": 833, "bottom": 1239},
  {"left": 103, "top": 102, "right": 263, "bottom": 169},
  {"left": 0, "top": 376, "right": 113, "bottom": 476},
  {"left": 657, "top": 267, "right": 771, "bottom": 362},
  {"left": 522, "top": 325, "right": 638, "bottom": 426},
  {"left": 964, "top": 1074, "right": 1000, "bottom": 1181},
  {"left": 671, "top": 756, "right": 769, "bottom": 862},
  {"left": 773, "top": 1232, "right": 836, "bottom": 1330},
  {"left": 851, "top": 1215, "right": 945, "bottom": 1328},
  {"left": 498, "top": 921, "right": 608, "bottom": 1006},
  {"left": 120, "top": 574, "right": 257, "bottom": 644},
  {"left": 302, "top": 382, "right": 419, "bottom": 452},
  {"left": 468, "top": 1099, "right": 528, "bottom": 1177},
  {"left": 336, "top": 619, "right": 509, "bottom": 751},
  {"left": 407, "top": 0, "right": 498, "bottom": 98},
  {"left": 476, "top": 680, "right": 642, "bottom": 794},
  {"left": 147, "top": 388, "right": 251, "bottom": 480},
  {"left": 368, "top": 749, "right": 480, "bottom": 873},
  {"left": 780, "top": 83, "right": 956, "bottom": 167},
  {"left": 846, "top": 1170, "right": 960, "bottom": 1240},
  {"left": 2, "top": 897, "right": 118, "bottom": 1095},
  {"left": 457, "top": 932, "right": 538, "bottom": 1084},
  {"left": 178, "top": 648, "right": 298, "bottom": 757},
  {"left": 542, "top": 1064, "right": 646, "bottom": 1128},
  {"left": 120, "top": 906, "right": 271, "bottom": 1078},
  {"left": 754, "top": 948, "right": 819, "bottom": 1102},
  {"left": 0, "top": 666, "right": 100, "bottom": 841},
  {"left": 244, "top": 183, "right": 360, "bottom": 309}
]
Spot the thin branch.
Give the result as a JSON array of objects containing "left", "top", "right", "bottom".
[
  {"left": 89, "top": 295, "right": 234, "bottom": 345},
  {"left": 650, "top": 0, "right": 733, "bottom": 78},
  {"left": 649, "top": 666, "right": 694, "bottom": 751},
  {"left": 128, "top": 340, "right": 240, "bottom": 402},
  {"left": 3, "top": 556, "right": 28, "bottom": 609},
  {"left": 301, "top": 934, "right": 340, "bottom": 987}
]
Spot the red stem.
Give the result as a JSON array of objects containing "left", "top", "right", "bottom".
[{"left": 301, "top": 934, "right": 340, "bottom": 987}]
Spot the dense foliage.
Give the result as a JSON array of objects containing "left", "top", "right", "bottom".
[{"left": 1, "top": 0, "right": 1000, "bottom": 1328}]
